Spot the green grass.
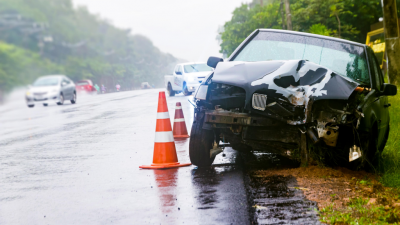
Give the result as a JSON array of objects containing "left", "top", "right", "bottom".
[
  {"left": 380, "top": 94, "right": 400, "bottom": 187},
  {"left": 320, "top": 198, "right": 400, "bottom": 224}
]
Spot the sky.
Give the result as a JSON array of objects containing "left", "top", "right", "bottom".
[{"left": 72, "top": 0, "right": 252, "bottom": 62}]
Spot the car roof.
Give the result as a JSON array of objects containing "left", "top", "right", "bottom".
[
  {"left": 36, "top": 75, "right": 65, "bottom": 79},
  {"left": 258, "top": 29, "right": 366, "bottom": 47}
]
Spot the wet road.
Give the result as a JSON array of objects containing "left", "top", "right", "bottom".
[{"left": 0, "top": 89, "right": 250, "bottom": 224}]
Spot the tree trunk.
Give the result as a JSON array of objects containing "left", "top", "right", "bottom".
[
  {"left": 383, "top": 0, "right": 400, "bottom": 85},
  {"left": 335, "top": 12, "right": 341, "bottom": 38},
  {"left": 260, "top": 0, "right": 263, "bottom": 6},
  {"left": 280, "top": 0, "right": 286, "bottom": 29},
  {"left": 283, "top": 0, "right": 292, "bottom": 30}
]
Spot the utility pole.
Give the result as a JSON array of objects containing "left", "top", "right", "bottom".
[
  {"left": 383, "top": 0, "right": 400, "bottom": 85},
  {"left": 260, "top": 0, "right": 263, "bottom": 6},
  {"left": 284, "top": 0, "right": 292, "bottom": 30}
]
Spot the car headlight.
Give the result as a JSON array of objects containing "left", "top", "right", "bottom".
[
  {"left": 194, "top": 85, "right": 208, "bottom": 100},
  {"left": 26, "top": 91, "right": 32, "bottom": 96}
]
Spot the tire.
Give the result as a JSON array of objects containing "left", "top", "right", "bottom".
[
  {"left": 183, "top": 85, "right": 192, "bottom": 96},
  {"left": 57, "top": 94, "right": 64, "bottom": 105},
  {"left": 71, "top": 92, "right": 76, "bottom": 104},
  {"left": 378, "top": 125, "right": 390, "bottom": 152},
  {"left": 43, "top": 103, "right": 48, "bottom": 107},
  {"left": 189, "top": 111, "right": 216, "bottom": 167},
  {"left": 349, "top": 126, "right": 380, "bottom": 171},
  {"left": 167, "top": 83, "right": 175, "bottom": 97},
  {"left": 28, "top": 105, "right": 34, "bottom": 108}
]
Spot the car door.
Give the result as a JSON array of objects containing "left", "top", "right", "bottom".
[
  {"left": 359, "top": 47, "right": 388, "bottom": 144},
  {"left": 368, "top": 47, "right": 389, "bottom": 145},
  {"left": 173, "top": 65, "right": 183, "bottom": 90},
  {"left": 61, "top": 77, "right": 72, "bottom": 99}
]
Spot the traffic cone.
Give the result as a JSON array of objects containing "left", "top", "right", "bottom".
[
  {"left": 173, "top": 102, "right": 190, "bottom": 139},
  {"left": 139, "top": 92, "right": 191, "bottom": 169}
]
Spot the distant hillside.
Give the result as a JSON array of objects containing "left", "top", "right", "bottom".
[{"left": 0, "top": 0, "right": 178, "bottom": 95}]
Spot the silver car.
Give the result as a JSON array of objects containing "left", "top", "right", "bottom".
[{"left": 26, "top": 75, "right": 77, "bottom": 108}]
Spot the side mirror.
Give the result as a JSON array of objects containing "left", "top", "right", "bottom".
[
  {"left": 61, "top": 82, "right": 67, "bottom": 87},
  {"left": 176, "top": 71, "right": 182, "bottom": 75},
  {"left": 207, "top": 56, "right": 223, "bottom": 68},
  {"left": 381, "top": 83, "right": 397, "bottom": 96}
]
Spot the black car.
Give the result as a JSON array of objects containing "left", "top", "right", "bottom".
[{"left": 189, "top": 29, "right": 397, "bottom": 169}]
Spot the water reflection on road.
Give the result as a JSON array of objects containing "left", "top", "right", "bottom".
[{"left": 0, "top": 89, "right": 318, "bottom": 224}]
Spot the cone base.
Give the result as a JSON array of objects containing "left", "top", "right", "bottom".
[
  {"left": 139, "top": 162, "right": 192, "bottom": 170},
  {"left": 173, "top": 134, "right": 190, "bottom": 139}
]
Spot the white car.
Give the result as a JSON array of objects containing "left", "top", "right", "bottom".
[
  {"left": 164, "top": 62, "right": 213, "bottom": 96},
  {"left": 25, "top": 75, "right": 77, "bottom": 108}
]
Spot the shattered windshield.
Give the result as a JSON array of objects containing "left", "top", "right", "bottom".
[
  {"left": 232, "top": 31, "right": 370, "bottom": 85},
  {"left": 183, "top": 64, "right": 213, "bottom": 73}
]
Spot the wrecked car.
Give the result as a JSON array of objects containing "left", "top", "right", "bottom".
[{"left": 189, "top": 29, "right": 397, "bottom": 168}]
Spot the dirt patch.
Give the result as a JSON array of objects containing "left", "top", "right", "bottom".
[{"left": 253, "top": 166, "right": 383, "bottom": 209}]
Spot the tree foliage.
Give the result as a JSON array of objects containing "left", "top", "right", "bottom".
[
  {"left": 0, "top": 0, "right": 177, "bottom": 94},
  {"left": 220, "top": 0, "right": 394, "bottom": 57}
]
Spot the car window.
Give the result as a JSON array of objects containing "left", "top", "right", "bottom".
[
  {"left": 62, "top": 78, "right": 70, "bottom": 85},
  {"left": 174, "top": 65, "right": 180, "bottom": 74},
  {"left": 368, "top": 48, "right": 384, "bottom": 91},
  {"left": 77, "top": 81, "right": 89, "bottom": 86},
  {"left": 177, "top": 66, "right": 182, "bottom": 75},
  {"left": 232, "top": 31, "right": 370, "bottom": 85}
]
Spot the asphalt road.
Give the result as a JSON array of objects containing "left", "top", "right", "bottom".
[{"left": 0, "top": 89, "right": 250, "bottom": 225}]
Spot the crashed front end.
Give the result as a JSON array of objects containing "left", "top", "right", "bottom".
[{"left": 194, "top": 60, "right": 366, "bottom": 161}]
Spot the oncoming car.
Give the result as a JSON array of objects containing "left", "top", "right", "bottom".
[
  {"left": 189, "top": 29, "right": 397, "bottom": 169},
  {"left": 26, "top": 75, "right": 77, "bottom": 107},
  {"left": 165, "top": 62, "right": 213, "bottom": 96}
]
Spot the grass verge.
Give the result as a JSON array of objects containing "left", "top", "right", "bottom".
[{"left": 380, "top": 94, "right": 400, "bottom": 187}]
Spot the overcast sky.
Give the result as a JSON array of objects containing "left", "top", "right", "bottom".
[{"left": 72, "top": 0, "right": 252, "bottom": 62}]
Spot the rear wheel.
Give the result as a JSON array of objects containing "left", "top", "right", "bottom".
[
  {"left": 43, "top": 103, "right": 48, "bottom": 107},
  {"left": 57, "top": 94, "right": 64, "bottom": 105},
  {"left": 71, "top": 92, "right": 76, "bottom": 104},
  {"left": 183, "top": 85, "right": 192, "bottom": 96},
  {"left": 28, "top": 105, "right": 34, "bottom": 108},
  {"left": 189, "top": 111, "right": 216, "bottom": 167},
  {"left": 167, "top": 83, "right": 175, "bottom": 96}
]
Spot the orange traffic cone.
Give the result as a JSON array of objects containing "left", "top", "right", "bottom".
[
  {"left": 139, "top": 92, "right": 191, "bottom": 169},
  {"left": 173, "top": 102, "right": 190, "bottom": 139}
]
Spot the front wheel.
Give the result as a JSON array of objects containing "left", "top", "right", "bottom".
[
  {"left": 71, "top": 92, "right": 76, "bottom": 104},
  {"left": 167, "top": 83, "right": 175, "bottom": 97},
  {"left": 57, "top": 94, "right": 64, "bottom": 105},
  {"left": 189, "top": 111, "right": 216, "bottom": 167},
  {"left": 27, "top": 105, "right": 34, "bottom": 108}
]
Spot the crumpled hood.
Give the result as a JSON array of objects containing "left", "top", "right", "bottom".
[{"left": 212, "top": 60, "right": 359, "bottom": 109}]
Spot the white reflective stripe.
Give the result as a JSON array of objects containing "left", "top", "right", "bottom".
[
  {"left": 175, "top": 106, "right": 182, "bottom": 109},
  {"left": 174, "top": 118, "right": 185, "bottom": 122},
  {"left": 154, "top": 131, "right": 174, "bottom": 143},
  {"left": 157, "top": 112, "right": 170, "bottom": 119}
]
